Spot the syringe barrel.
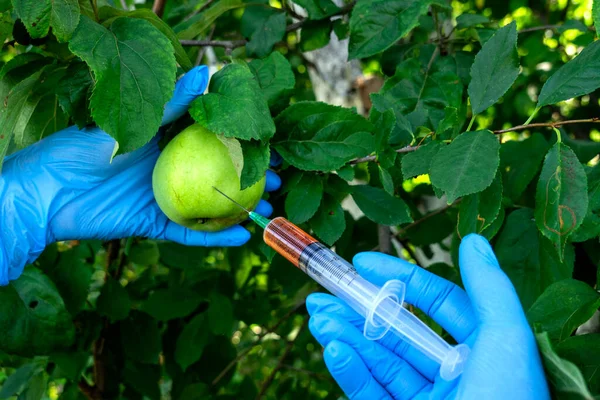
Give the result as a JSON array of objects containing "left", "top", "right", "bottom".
[{"left": 263, "top": 218, "right": 379, "bottom": 315}]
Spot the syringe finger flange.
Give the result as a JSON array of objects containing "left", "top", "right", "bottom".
[{"left": 363, "top": 279, "right": 406, "bottom": 341}]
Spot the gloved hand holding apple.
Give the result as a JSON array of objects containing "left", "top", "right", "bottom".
[{"left": 0, "top": 66, "right": 280, "bottom": 285}]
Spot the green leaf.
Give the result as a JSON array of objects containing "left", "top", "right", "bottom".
[
  {"left": 128, "top": 240, "right": 160, "bottom": 265},
  {"left": 587, "top": 163, "right": 600, "bottom": 211},
  {"left": 96, "top": 277, "right": 130, "bottom": 322},
  {"left": 50, "top": 351, "right": 88, "bottom": 381},
  {"left": 535, "top": 331, "right": 595, "bottom": 399},
  {"left": 69, "top": 16, "right": 177, "bottom": 154},
  {"left": 455, "top": 13, "right": 489, "bottom": 29},
  {"left": 0, "top": 69, "right": 44, "bottom": 170},
  {"left": 158, "top": 242, "right": 207, "bottom": 270},
  {"left": 190, "top": 64, "right": 275, "bottom": 141},
  {"left": 562, "top": 133, "right": 600, "bottom": 164},
  {"left": 481, "top": 206, "right": 505, "bottom": 240},
  {"left": 371, "top": 58, "right": 462, "bottom": 142},
  {"left": 175, "top": 313, "right": 210, "bottom": 371},
  {"left": 216, "top": 135, "right": 244, "bottom": 180},
  {"left": 371, "top": 108, "right": 397, "bottom": 169},
  {"left": 248, "top": 52, "right": 295, "bottom": 112},
  {"left": 351, "top": 185, "right": 412, "bottom": 225},
  {"left": 457, "top": 171, "right": 502, "bottom": 237},
  {"left": 495, "top": 208, "right": 575, "bottom": 310},
  {"left": 337, "top": 165, "right": 355, "bottom": 181},
  {"left": 141, "top": 287, "right": 204, "bottom": 321},
  {"left": 468, "top": 21, "right": 519, "bottom": 114},
  {"left": 537, "top": 40, "right": 600, "bottom": 107},
  {"left": 293, "top": 0, "right": 340, "bottom": 20},
  {"left": 571, "top": 208, "right": 600, "bottom": 242},
  {"left": 401, "top": 141, "right": 443, "bottom": 179},
  {"left": 241, "top": 7, "right": 286, "bottom": 58},
  {"left": 46, "top": 246, "right": 93, "bottom": 315},
  {"left": 273, "top": 102, "right": 374, "bottom": 171},
  {"left": 285, "top": 173, "right": 324, "bottom": 224},
  {"left": 15, "top": 88, "right": 69, "bottom": 148},
  {"left": 12, "top": 0, "right": 80, "bottom": 41},
  {"left": 535, "top": 142, "right": 588, "bottom": 260},
  {"left": 19, "top": 373, "right": 47, "bottom": 400},
  {"left": 300, "top": 20, "right": 332, "bottom": 52},
  {"left": 309, "top": 194, "right": 346, "bottom": 245},
  {"left": 123, "top": 361, "right": 161, "bottom": 400},
  {"left": 98, "top": 7, "right": 193, "bottom": 71},
  {"left": 0, "top": 268, "right": 74, "bottom": 356},
  {"left": 500, "top": 133, "right": 549, "bottom": 201},
  {"left": 120, "top": 311, "right": 161, "bottom": 364},
  {"left": 0, "top": 12, "right": 14, "bottom": 45},
  {"left": 527, "top": 279, "right": 600, "bottom": 341},
  {"left": 240, "top": 140, "right": 269, "bottom": 190},
  {"left": 378, "top": 166, "right": 395, "bottom": 195},
  {"left": 56, "top": 61, "right": 93, "bottom": 128},
  {"left": 175, "top": 0, "right": 244, "bottom": 40},
  {"left": 556, "top": 334, "right": 600, "bottom": 393},
  {"left": 207, "top": 292, "right": 235, "bottom": 336},
  {"left": 430, "top": 130, "right": 500, "bottom": 203},
  {"left": 0, "top": 363, "right": 41, "bottom": 398},
  {"left": 594, "top": 0, "right": 600, "bottom": 38},
  {"left": 348, "top": 0, "right": 434, "bottom": 60}
]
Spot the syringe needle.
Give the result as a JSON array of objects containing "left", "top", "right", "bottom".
[{"left": 212, "top": 186, "right": 251, "bottom": 213}]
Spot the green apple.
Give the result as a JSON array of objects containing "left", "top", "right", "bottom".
[{"left": 152, "top": 124, "right": 266, "bottom": 232}]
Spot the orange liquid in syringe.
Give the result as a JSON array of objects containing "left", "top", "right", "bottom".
[{"left": 263, "top": 217, "right": 317, "bottom": 268}]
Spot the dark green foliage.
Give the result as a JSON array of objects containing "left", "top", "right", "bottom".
[{"left": 1, "top": 0, "right": 599, "bottom": 398}]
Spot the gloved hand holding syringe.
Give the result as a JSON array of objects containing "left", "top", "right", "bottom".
[{"left": 213, "top": 187, "right": 470, "bottom": 381}]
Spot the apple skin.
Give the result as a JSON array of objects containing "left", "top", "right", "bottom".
[{"left": 152, "top": 124, "right": 266, "bottom": 232}]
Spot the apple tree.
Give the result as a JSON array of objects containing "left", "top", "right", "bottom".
[{"left": 0, "top": 0, "right": 600, "bottom": 399}]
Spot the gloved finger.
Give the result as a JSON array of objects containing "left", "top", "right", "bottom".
[
  {"left": 253, "top": 200, "right": 273, "bottom": 217},
  {"left": 307, "top": 293, "right": 439, "bottom": 379},
  {"left": 459, "top": 234, "right": 528, "bottom": 326},
  {"left": 152, "top": 212, "right": 251, "bottom": 247},
  {"left": 269, "top": 151, "right": 282, "bottom": 167},
  {"left": 353, "top": 252, "right": 476, "bottom": 342},
  {"left": 324, "top": 341, "right": 391, "bottom": 400},
  {"left": 265, "top": 170, "right": 282, "bottom": 192},
  {"left": 161, "top": 65, "right": 209, "bottom": 126},
  {"left": 311, "top": 313, "right": 431, "bottom": 399}
]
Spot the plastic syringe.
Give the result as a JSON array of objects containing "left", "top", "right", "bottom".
[{"left": 213, "top": 187, "right": 470, "bottom": 381}]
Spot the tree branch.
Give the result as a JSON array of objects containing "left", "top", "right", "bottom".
[
  {"left": 518, "top": 24, "right": 596, "bottom": 34},
  {"left": 180, "top": 39, "right": 248, "bottom": 49},
  {"left": 152, "top": 0, "right": 167, "bottom": 18},
  {"left": 180, "top": 1, "right": 356, "bottom": 49},
  {"left": 211, "top": 301, "right": 306, "bottom": 387},
  {"left": 493, "top": 117, "right": 600, "bottom": 134},
  {"left": 256, "top": 317, "right": 309, "bottom": 399},
  {"left": 349, "top": 117, "right": 600, "bottom": 164},
  {"left": 89, "top": 0, "right": 99, "bottom": 21}
]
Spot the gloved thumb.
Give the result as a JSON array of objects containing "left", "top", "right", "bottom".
[
  {"left": 161, "top": 65, "right": 209, "bottom": 126},
  {"left": 459, "top": 234, "right": 528, "bottom": 326}
]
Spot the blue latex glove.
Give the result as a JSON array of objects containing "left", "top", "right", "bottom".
[
  {"left": 307, "top": 234, "right": 550, "bottom": 400},
  {"left": 0, "top": 66, "right": 281, "bottom": 286}
]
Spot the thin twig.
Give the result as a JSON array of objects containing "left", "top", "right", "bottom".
[
  {"left": 89, "top": 0, "right": 99, "bottom": 21},
  {"left": 493, "top": 117, "right": 600, "bottom": 134},
  {"left": 378, "top": 225, "right": 392, "bottom": 254},
  {"left": 256, "top": 318, "right": 309, "bottom": 399},
  {"left": 152, "top": 0, "right": 167, "bottom": 18},
  {"left": 518, "top": 24, "right": 596, "bottom": 34},
  {"left": 181, "top": 39, "right": 248, "bottom": 49},
  {"left": 348, "top": 117, "right": 600, "bottom": 164},
  {"left": 119, "top": 0, "right": 127, "bottom": 9},
  {"left": 211, "top": 302, "right": 306, "bottom": 387},
  {"left": 199, "top": 0, "right": 217, "bottom": 13},
  {"left": 350, "top": 145, "right": 419, "bottom": 164},
  {"left": 180, "top": 1, "right": 356, "bottom": 49},
  {"left": 196, "top": 25, "right": 217, "bottom": 66}
]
